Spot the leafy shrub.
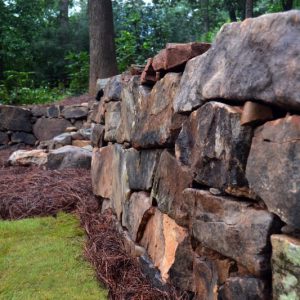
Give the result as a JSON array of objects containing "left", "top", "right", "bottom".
[{"left": 65, "top": 51, "right": 89, "bottom": 94}]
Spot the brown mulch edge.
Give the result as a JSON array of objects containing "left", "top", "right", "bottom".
[{"left": 0, "top": 158, "right": 188, "bottom": 300}]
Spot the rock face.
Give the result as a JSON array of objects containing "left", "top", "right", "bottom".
[
  {"left": 140, "top": 209, "right": 188, "bottom": 281},
  {"left": 184, "top": 189, "right": 281, "bottom": 276},
  {"left": 33, "top": 118, "right": 72, "bottom": 141},
  {"left": 104, "top": 101, "right": 121, "bottom": 142},
  {"left": 47, "top": 145, "right": 92, "bottom": 170},
  {"left": 91, "top": 124, "right": 105, "bottom": 148},
  {"left": 218, "top": 277, "right": 269, "bottom": 300},
  {"left": 126, "top": 149, "right": 162, "bottom": 191},
  {"left": 11, "top": 132, "right": 36, "bottom": 145},
  {"left": 271, "top": 234, "right": 300, "bottom": 300},
  {"left": 246, "top": 115, "right": 300, "bottom": 229},
  {"left": 0, "top": 106, "right": 32, "bottom": 132},
  {"left": 176, "top": 102, "right": 253, "bottom": 196},
  {"left": 151, "top": 150, "right": 193, "bottom": 227},
  {"left": 103, "top": 74, "right": 122, "bottom": 101},
  {"left": 91, "top": 145, "right": 114, "bottom": 199},
  {"left": 152, "top": 42, "right": 211, "bottom": 72},
  {"left": 132, "top": 73, "right": 187, "bottom": 148},
  {"left": 0, "top": 132, "right": 9, "bottom": 145},
  {"left": 174, "top": 11, "right": 300, "bottom": 113},
  {"left": 8, "top": 150, "right": 48, "bottom": 166},
  {"left": 61, "top": 106, "right": 89, "bottom": 119},
  {"left": 122, "top": 192, "right": 152, "bottom": 242}
]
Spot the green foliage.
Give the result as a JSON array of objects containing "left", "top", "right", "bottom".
[
  {"left": 65, "top": 51, "right": 89, "bottom": 94},
  {"left": 0, "top": 213, "right": 107, "bottom": 299},
  {"left": 0, "top": 71, "right": 66, "bottom": 105}
]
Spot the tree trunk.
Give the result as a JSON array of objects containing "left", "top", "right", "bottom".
[
  {"left": 59, "top": 0, "right": 69, "bottom": 29},
  {"left": 282, "top": 0, "right": 293, "bottom": 10},
  {"left": 245, "top": 0, "right": 253, "bottom": 18},
  {"left": 225, "top": 0, "right": 237, "bottom": 22},
  {"left": 88, "top": 0, "right": 118, "bottom": 95}
]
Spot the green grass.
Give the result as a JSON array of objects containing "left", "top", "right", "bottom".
[{"left": 0, "top": 213, "right": 107, "bottom": 300}]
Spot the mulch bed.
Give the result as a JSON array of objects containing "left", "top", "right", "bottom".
[{"left": 0, "top": 148, "right": 187, "bottom": 300}]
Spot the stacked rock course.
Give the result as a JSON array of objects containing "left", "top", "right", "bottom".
[{"left": 91, "top": 10, "right": 300, "bottom": 299}]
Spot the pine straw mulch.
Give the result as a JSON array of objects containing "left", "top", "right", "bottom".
[{"left": 0, "top": 150, "right": 187, "bottom": 300}]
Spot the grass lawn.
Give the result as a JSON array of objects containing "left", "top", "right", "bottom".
[{"left": 0, "top": 213, "right": 107, "bottom": 300}]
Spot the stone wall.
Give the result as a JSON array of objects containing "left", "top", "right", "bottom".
[
  {"left": 0, "top": 102, "right": 98, "bottom": 148},
  {"left": 91, "top": 11, "right": 300, "bottom": 299}
]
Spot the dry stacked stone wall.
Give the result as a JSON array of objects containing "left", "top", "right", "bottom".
[{"left": 91, "top": 11, "right": 300, "bottom": 299}]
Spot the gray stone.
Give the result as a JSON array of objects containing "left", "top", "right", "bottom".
[
  {"left": 53, "top": 133, "right": 72, "bottom": 147},
  {"left": 103, "top": 75, "right": 123, "bottom": 101},
  {"left": 174, "top": 11, "right": 300, "bottom": 113},
  {"left": 271, "top": 234, "right": 300, "bottom": 300},
  {"left": 33, "top": 118, "right": 72, "bottom": 141},
  {"left": 11, "top": 132, "right": 36, "bottom": 145},
  {"left": 176, "top": 102, "right": 253, "bottom": 197},
  {"left": 151, "top": 150, "right": 193, "bottom": 227},
  {"left": 47, "top": 145, "right": 92, "bottom": 170},
  {"left": 132, "top": 73, "right": 187, "bottom": 149},
  {"left": 47, "top": 105, "right": 62, "bottom": 118},
  {"left": 0, "top": 131, "right": 9, "bottom": 145},
  {"left": 184, "top": 189, "right": 281, "bottom": 276},
  {"left": 31, "top": 106, "right": 47, "bottom": 117},
  {"left": 126, "top": 148, "right": 162, "bottom": 191},
  {"left": 0, "top": 105, "right": 32, "bottom": 132},
  {"left": 104, "top": 101, "right": 121, "bottom": 142},
  {"left": 246, "top": 115, "right": 300, "bottom": 229},
  {"left": 96, "top": 78, "right": 110, "bottom": 92},
  {"left": 61, "top": 105, "right": 89, "bottom": 119},
  {"left": 91, "top": 124, "right": 105, "bottom": 148}
]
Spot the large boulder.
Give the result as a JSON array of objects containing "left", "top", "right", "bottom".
[
  {"left": 61, "top": 105, "right": 89, "bottom": 119},
  {"left": 33, "top": 118, "right": 72, "bottom": 141},
  {"left": 103, "top": 75, "right": 123, "bottom": 101},
  {"left": 271, "top": 234, "right": 300, "bottom": 300},
  {"left": 0, "top": 106, "right": 32, "bottom": 132},
  {"left": 47, "top": 145, "right": 92, "bottom": 170},
  {"left": 11, "top": 132, "right": 36, "bottom": 146},
  {"left": 91, "top": 124, "right": 105, "bottom": 148},
  {"left": 91, "top": 145, "right": 114, "bottom": 199},
  {"left": 184, "top": 189, "right": 282, "bottom": 276},
  {"left": 176, "top": 102, "right": 253, "bottom": 197},
  {"left": 132, "top": 73, "right": 187, "bottom": 148},
  {"left": 174, "top": 11, "right": 300, "bottom": 113},
  {"left": 151, "top": 150, "right": 193, "bottom": 227},
  {"left": 126, "top": 148, "right": 162, "bottom": 191},
  {"left": 246, "top": 115, "right": 300, "bottom": 229},
  {"left": 104, "top": 101, "right": 121, "bottom": 142},
  {"left": 8, "top": 149, "right": 48, "bottom": 166}
]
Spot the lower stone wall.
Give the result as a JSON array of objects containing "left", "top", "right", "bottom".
[
  {"left": 91, "top": 11, "right": 300, "bottom": 299},
  {"left": 0, "top": 102, "right": 98, "bottom": 148}
]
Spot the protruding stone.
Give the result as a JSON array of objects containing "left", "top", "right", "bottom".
[
  {"left": 8, "top": 149, "right": 48, "bottom": 166},
  {"left": 140, "top": 208, "right": 188, "bottom": 281},
  {"left": 72, "top": 140, "right": 91, "bottom": 148},
  {"left": 47, "top": 145, "right": 92, "bottom": 170},
  {"left": 174, "top": 11, "right": 300, "bottom": 113},
  {"left": 218, "top": 277, "right": 270, "bottom": 300},
  {"left": 184, "top": 189, "right": 281, "bottom": 276},
  {"left": 271, "top": 234, "right": 300, "bottom": 300},
  {"left": 104, "top": 101, "right": 121, "bottom": 142},
  {"left": 122, "top": 192, "right": 153, "bottom": 242},
  {"left": 53, "top": 133, "right": 72, "bottom": 147},
  {"left": 141, "top": 58, "right": 158, "bottom": 85},
  {"left": 91, "top": 124, "right": 105, "bottom": 148},
  {"left": 0, "top": 106, "right": 32, "bottom": 132},
  {"left": 61, "top": 105, "right": 89, "bottom": 119},
  {"left": 176, "top": 102, "right": 253, "bottom": 197},
  {"left": 151, "top": 150, "right": 193, "bottom": 227},
  {"left": 240, "top": 101, "right": 274, "bottom": 126},
  {"left": 11, "top": 132, "right": 36, "bottom": 146},
  {"left": 126, "top": 148, "right": 162, "bottom": 191},
  {"left": 152, "top": 42, "right": 211, "bottom": 72},
  {"left": 133, "top": 73, "right": 187, "bottom": 148},
  {"left": 91, "top": 145, "right": 114, "bottom": 199},
  {"left": 103, "top": 75, "right": 122, "bottom": 101},
  {"left": 246, "top": 115, "right": 300, "bottom": 229},
  {"left": 65, "top": 126, "right": 78, "bottom": 132},
  {"left": 33, "top": 118, "right": 72, "bottom": 141}
]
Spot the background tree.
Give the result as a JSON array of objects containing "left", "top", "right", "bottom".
[{"left": 88, "top": 0, "right": 118, "bottom": 95}]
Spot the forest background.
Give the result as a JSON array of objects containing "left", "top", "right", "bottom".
[{"left": 0, "top": 0, "right": 299, "bottom": 105}]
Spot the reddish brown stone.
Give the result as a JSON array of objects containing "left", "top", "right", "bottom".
[
  {"left": 151, "top": 150, "right": 193, "bottom": 227},
  {"left": 152, "top": 42, "right": 211, "bottom": 72},
  {"left": 141, "top": 58, "right": 158, "bottom": 85},
  {"left": 91, "top": 145, "right": 114, "bottom": 199},
  {"left": 240, "top": 101, "right": 274, "bottom": 126}
]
